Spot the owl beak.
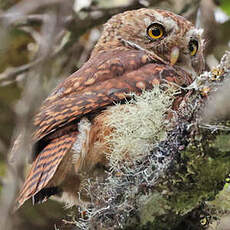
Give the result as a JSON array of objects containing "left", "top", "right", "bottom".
[{"left": 170, "top": 47, "right": 180, "bottom": 66}]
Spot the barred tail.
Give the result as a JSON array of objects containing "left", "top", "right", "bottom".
[{"left": 16, "top": 130, "right": 78, "bottom": 209}]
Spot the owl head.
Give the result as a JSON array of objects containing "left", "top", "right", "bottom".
[{"left": 94, "top": 8, "right": 205, "bottom": 76}]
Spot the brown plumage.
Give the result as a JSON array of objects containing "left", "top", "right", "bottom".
[{"left": 15, "top": 8, "right": 204, "bottom": 208}]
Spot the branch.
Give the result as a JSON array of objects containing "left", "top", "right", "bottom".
[
  {"left": 0, "top": 59, "right": 42, "bottom": 86},
  {"left": 71, "top": 52, "right": 230, "bottom": 230}
]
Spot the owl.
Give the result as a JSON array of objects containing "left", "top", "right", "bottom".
[{"left": 16, "top": 8, "right": 204, "bottom": 208}]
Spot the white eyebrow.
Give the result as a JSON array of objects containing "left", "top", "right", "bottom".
[
  {"left": 144, "top": 11, "right": 179, "bottom": 31},
  {"left": 186, "top": 28, "right": 204, "bottom": 39},
  {"left": 186, "top": 28, "right": 204, "bottom": 47}
]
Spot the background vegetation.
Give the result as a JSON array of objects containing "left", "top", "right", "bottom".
[{"left": 0, "top": 0, "right": 230, "bottom": 229}]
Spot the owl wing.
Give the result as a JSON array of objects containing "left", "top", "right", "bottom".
[{"left": 16, "top": 49, "right": 193, "bottom": 208}]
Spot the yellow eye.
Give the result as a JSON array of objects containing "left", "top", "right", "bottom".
[
  {"left": 188, "top": 39, "right": 198, "bottom": 56},
  {"left": 147, "top": 23, "right": 164, "bottom": 40}
]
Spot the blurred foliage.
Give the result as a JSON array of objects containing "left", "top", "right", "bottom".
[
  {"left": 220, "top": 0, "right": 230, "bottom": 15},
  {"left": 0, "top": 0, "right": 21, "bottom": 10},
  {"left": 0, "top": 29, "right": 32, "bottom": 72}
]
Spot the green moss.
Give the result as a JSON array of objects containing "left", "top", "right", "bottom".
[
  {"left": 139, "top": 193, "right": 169, "bottom": 226},
  {"left": 135, "top": 130, "right": 230, "bottom": 229},
  {"left": 168, "top": 135, "right": 230, "bottom": 214},
  {"left": 214, "top": 134, "right": 230, "bottom": 152}
]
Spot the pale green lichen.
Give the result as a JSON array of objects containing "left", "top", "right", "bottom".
[{"left": 104, "top": 87, "right": 174, "bottom": 170}]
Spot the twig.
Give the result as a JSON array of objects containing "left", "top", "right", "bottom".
[
  {"left": 0, "top": 58, "right": 43, "bottom": 86},
  {"left": 199, "top": 123, "right": 230, "bottom": 132}
]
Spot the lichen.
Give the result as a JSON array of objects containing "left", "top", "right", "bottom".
[
  {"left": 126, "top": 128, "right": 230, "bottom": 229},
  {"left": 103, "top": 86, "right": 174, "bottom": 170},
  {"left": 71, "top": 52, "right": 230, "bottom": 230},
  {"left": 168, "top": 134, "right": 230, "bottom": 214}
]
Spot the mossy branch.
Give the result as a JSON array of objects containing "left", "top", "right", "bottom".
[{"left": 70, "top": 52, "right": 230, "bottom": 230}]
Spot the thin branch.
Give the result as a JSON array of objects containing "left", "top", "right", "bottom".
[
  {"left": 1, "top": 0, "right": 67, "bottom": 25},
  {"left": 199, "top": 123, "right": 230, "bottom": 132},
  {"left": 0, "top": 58, "right": 43, "bottom": 86}
]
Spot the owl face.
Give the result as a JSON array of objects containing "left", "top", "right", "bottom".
[{"left": 95, "top": 8, "right": 205, "bottom": 76}]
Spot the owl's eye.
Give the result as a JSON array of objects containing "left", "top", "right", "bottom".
[
  {"left": 188, "top": 39, "right": 198, "bottom": 56},
  {"left": 147, "top": 23, "right": 165, "bottom": 40}
]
